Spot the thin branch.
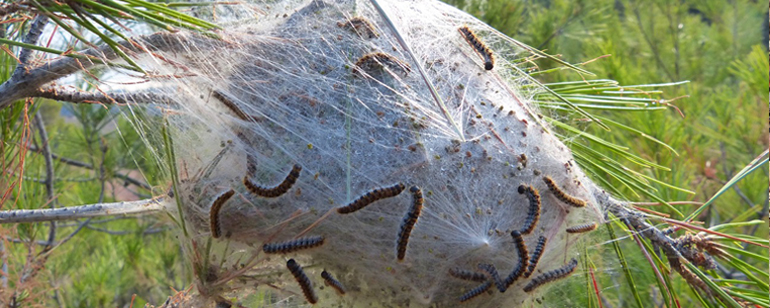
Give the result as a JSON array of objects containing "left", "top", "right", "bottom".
[
  {"left": 0, "top": 198, "right": 166, "bottom": 224},
  {"left": 12, "top": 14, "right": 48, "bottom": 79},
  {"left": 85, "top": 225, "right": 169, "bottom": 235},
  {"left": 32, "top": 87, "right": 179, "bottom": 106},
  {"left": 34, "top": 110, "right": 56, "bottom": 252}
]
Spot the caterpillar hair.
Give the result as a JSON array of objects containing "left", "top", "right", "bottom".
[
  {"left": 543, "top": 176, "right": 587, "bottom": 208},
  {"left": 262, "top": 235, "right": 325, "bottom": 254},
  {"left": 458, "top": 26, "right": 494, "bottom": 70},
  {"left": 209, "top": 189, "right": 235, "bottom": 239},
  {"left": 243, "top": 164, "right": 302, "bottom": 198},
  {"left": 477, "top": 263, "right": 506, "bottom": 293},
  {"left": 524, "top": 236, "right": 547, "bottom": 278},
  {"left": 396, "top": 186, "right": 423, "bottom": 261},
  {"left": 354, "top": 52, "right": 411, "bottom": 76},
  {"left": 448, "top": 268, "right": 487, "bottom": 282},
  {"left": 337, "top": 16, "right": 379, "bottom": 38},
  {"left": 286, "top": 259, "right": 318, "bottom": 304},
  {"left": 523, "top": 258, "right": 578, "bottom": 293},
  {"left": 501, "top": 230, "right": 529, "bottom": 286},
  {"left": 566, "top": 223, "right": 598, "bottom": 234},
  {"left": 337, "top": 182, "right": 406, "bottom": 214},
  {"left": 321, "top": 270, "right": 346, "bottom": 295},
  {"left": 517, "top": 184, "right": 541, "bottom": 234},
  {"left": 459, "top": 281, "right": 492, "bottom": 303}
]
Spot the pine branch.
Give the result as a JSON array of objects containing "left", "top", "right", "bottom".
[{"left": 0, "top": 198, "right": 166, "bottom": 224}]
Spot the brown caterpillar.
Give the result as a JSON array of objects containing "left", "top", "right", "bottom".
[
  {"left": 286, "top": 259, "right": 318, "bottom": 304},
  {"left": 337, "top": 16, "right": 379, "bottom": 38},
  {"left": 566, "top": 223, "right": 598, "bottom": 234},
  {"left": 321, "top": 270, "right": 346, "bottom": 295},
  {"left": 337, "top": 182, "right": 406, "bottom": 214},
  {"left": 212, "top": 90, "right": 251, "bottom": 121},
  {"left": 243, "top": 164, "right": 302, "bottom": 198},
  {"left": 448, "top": 268, "right": 487, "bottom": 282},
  {"left": 517, "top": 184, "right": 541, "bottom": 234},
  {"left": 262, "top": 236, "right": 325, "bottom": 254},
  {"left": 523, "top": 258, "right": 578, "bottom": 293},
  {"left": 524, "top": 236, "right": 547, "bottom": 278},
  {"left": 209, "top": 189, "right": 235, "bottom": 239},
  {"left": 458, "top": 26, "right": 494, "bottom": 70},
  {"left": 354, "top": 52, "right": 411, "bottom": 76},
  {"left": 396, "top": 186, "right": 423, "bottom": 261},
  {"left": 502, "top": 230, "right": 529, "bottom": 286},
  {"left": 459, "top": 281, "right": 492, "bottom": 303},
  {"left": 543, "top": 176, "right": 587, "bottom": 208}
]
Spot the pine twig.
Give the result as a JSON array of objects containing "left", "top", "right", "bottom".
[{"left": 0, "top": 198, "right": 166, "bottom": 224}]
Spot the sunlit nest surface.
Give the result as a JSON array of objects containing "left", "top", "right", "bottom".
[{"left": 71, "top": 0, "right": 613, "bottom": 306}]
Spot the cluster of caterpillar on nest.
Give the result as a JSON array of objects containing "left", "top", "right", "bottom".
[
  {"left": 448, "top": 176, "right": 591, "bottom": 302},
  {"left": 207, "top": 164, "right": 428, "bottom": 304}
]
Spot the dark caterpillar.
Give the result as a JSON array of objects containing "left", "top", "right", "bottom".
[
  {"left": 543, "top": 176, "right": 587, "bottom": 208},
  {"left": 517, "top": 184, "right": 541, "bottom": 234},
  {"left": 337, "top": 16, "right": 378, "bottom": 38},
  {"left": 523, "top": 258, "right": 578, "bottom": 293},
  {"left": 449, "top": 268, "right": 487, "bottom": 282},
  {"left": 502, "top": 230, "right": 529, "bottom": 286},
  {"left": 458, "top": 26, "right": 494, "bottom": 70},
  {"left": 459, "top": 281, "right": 492, "bottom": 303},
  {"left": 286, "top": 259, "right": 317, "bottom": 304},
  {"left": 209, "top": 189, "right": 235, "bottom": 238},
  {"left": 396, "top": 186, "right": 423, "bottom": 261},
  {"left": 354, "top": 52, "right": 411, "bottom": 76},
  {"left": 262, "top": 236, "right": 325, "bottom": 254},
  {"left": 321, "top": 270, "right": 346, "bottom": 295},
  {"left": 477, "top": 263, "right": 506, "bottom": 293},
  {"left": 243, "top": 164, "right": 302, "bottom": 198},
  {"left": 566, "top": 223, "right": 597, "bottom": 234},
  {"left": 524, "top": 236, "right": 547, "bottom": 278},
  {"left": 337, "top": 182, "right": 406, "bottom": 214}
]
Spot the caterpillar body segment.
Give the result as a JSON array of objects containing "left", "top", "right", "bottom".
[
  {"left": 337, "top": 182, "right": 406, "bottom": 214},
  {"left": 459, "top": 281, "right": 492, "bottom": 303},
  {"left": 337, "top": 16, "right": 378, "bottom": 38},
  {"left": 523, "top": 258, "right": 578, "bottom": 293},
  {"left": 517, "top": 184, "right": 541, "bottom": 235},
  {"left": 243, "top": 164, "right": 302, "bottom": 198},
  {"left": 354, "top": 52, "right": 411, "bottom": 76},
  {"left": 209, "top": 189, "right": 235, "bottom": 238},
  {"left": 321, "top": 270, "right": 346, "bottom": 295},
  {"left": 524, "top": 236, "right": 547, "bottom": 278},
  {"left": 458, "top": 26, "right": 494, "bottom": 70},
  {"left": 286, "top": 259, "right": 318, "bottom": 304},
  {"left": 543, "top": 176, "right": 587, "bottom": 208},
  {"left": 262, "top": 236, "right": 325, "bottom": 254},
  {"left": 449, "top": 268, "right": 487, "bottom": 282},
  {"left": 566, "top": 223, "right": 598, "bottom": 234},
  {"left": 396, "top": 186, "right": 423, "bottom": 261},
  {"left": 477, "top": 263, "right": 506, "bottom": 293}
]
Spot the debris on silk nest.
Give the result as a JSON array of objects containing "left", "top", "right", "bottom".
[{"left": 106, "top": 0, "right": 613, "bottom": 306}]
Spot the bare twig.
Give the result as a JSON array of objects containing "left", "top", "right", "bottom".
[
  {"left": 0, "top": 198, "right": 166, "bottom": 224},
  {"left": 12, "top": 14, "right": 48, "bottom": 78},
  {"left": 34, "top": 110, "right": 56, "bottom": 252},
  {"left": 32, "top": 87, "right": 178, "bottom": 106},
  {"left": 85, "top": 225, "right": 169, "bottom": 235}
]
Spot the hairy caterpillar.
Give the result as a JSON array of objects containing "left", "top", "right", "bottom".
[
  {"left": 504, "top": 230, "right": 529, "bottom": 285},
  {"left": 448, "top": 268, "right": 487, "bottom": 282},
  {"left": 459, "top": 281, "right": 492, "bottom": 303},
  {"left": 262, "top": 236, "right": 325, "bottom": 254},
  {"left": 354, "top": 52, "right": 411, "bottom": 76},
  {"left": 337, "top": 16, "right": 379, "bottom": 38},
  {"left": 543, "top": 176, "right": 586, "bottom": 208},
  {"left": 209, "top": 189, "right": 235, "bottom": 239},
  {"left": 286, "top": 259, "right": 318, "bottom": 304},
  {"left": 566, "top": 223, "right": 597, "bottom": 234},
  {"left": 523, "top": 258, "right": 578, "bottom": 293},
  {"left": 243, "top": 164, "right": 302, "bottom": 198},
  {"left": 517, "top": 184, "right": 541, "bottom": 234},
  {"left": 321, "top": 270, "right": 346, "bottom": 295},
  {"left": 396, "top": 186, "right": 423, "bottom": 261},
  {"left": 458, "top": 26, "right": 494, "bottom": 70},
  {"left": 477, "top": 263, "right": 506, "bottom": 293},
  {"left": 336, "top": 182, "right": 406, "bottom": 214},
  {"left": 212, "top": 90, "right": 251, "bottom": 121},
  {"left": 524, "top": 236, "right": 547, "bottom": 278}
]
